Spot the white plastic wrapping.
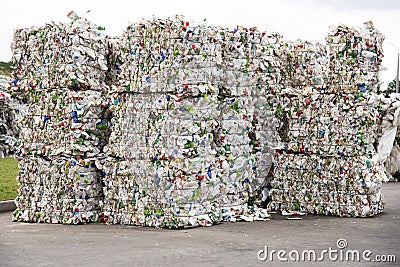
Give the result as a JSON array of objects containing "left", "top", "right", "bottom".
[{"left": 376, "top": 93, "right": 400, "bottom": 180}]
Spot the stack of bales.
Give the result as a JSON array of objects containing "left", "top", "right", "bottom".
[
  {"left": 11, "top": 13, "right": 111, "bottom": 224},
  {"left": 0, "top": 81, "right": 20, "bottom": 157},
  {"left": 10, "top": 13, "right": 389, "bottom": 226},
  {"left": 269, "top": 22, "right": 387, "bottom": 217},
  {"left": 100, "top": 17, "right": 280, "bottom": 227}
]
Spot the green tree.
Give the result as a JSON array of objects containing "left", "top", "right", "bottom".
[{"left": 387, "top": 78, "right": 399, "bottom": 94}]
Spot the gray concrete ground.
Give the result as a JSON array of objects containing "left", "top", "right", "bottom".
[{"left": 1, "top": 183, "right": 399, "bottom": 267}]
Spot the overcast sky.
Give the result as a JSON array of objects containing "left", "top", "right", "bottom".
[{"left": 1, "top": 0, "right": 399, "bottom": 86}]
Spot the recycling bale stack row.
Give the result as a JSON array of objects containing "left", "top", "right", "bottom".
[
  {"left": 99, "top": 17, "right": 280, "bottom": 227},
  {"left": 0, "top": 88, "right": 18, "bottom": 157},
  {"left": 1, "top": 75, "right": 30, "bottom": 158},
  {"left": 11, "top": 14, "right": 112, "bottom": 224},
  {"left": 9, "top": 13, "right": 389, "bottom": 225},
  {"left": 269, "top": 22, "right": 387, "bottom": 217}
]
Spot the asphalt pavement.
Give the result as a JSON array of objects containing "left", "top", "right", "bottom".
[{"left": 1, "top": 183, "right": 399, "bottom": 267}]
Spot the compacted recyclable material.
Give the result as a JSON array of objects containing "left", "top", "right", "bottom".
[
  {"left": 10, "top": 13, "right": 388, "bottom": 226},
  {"left": 11, "top": 13, "right": 112, "bottom": 224},
  {"left": 0, "top": 75, "right": 26, "bottom": 158},
  {"left": 268, "top": 22, "right": 387, "bottom": 217},
  {"left": 100, "top": 18, "right": 279, "bottom": 227},
  {"left": 11, "top": 11, "right": 109, "bottom": 91},
  {"left": 0, "top": 88, "right": 17, "bottom": 157}
]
